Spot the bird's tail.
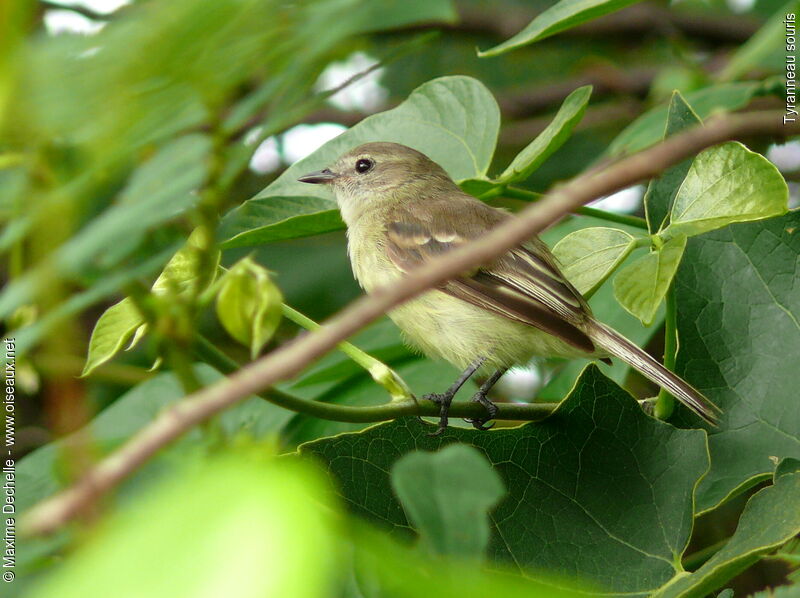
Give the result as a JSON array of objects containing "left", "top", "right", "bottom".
[{"left": 586, "top": 321, "right": 720, "bottom": 425}]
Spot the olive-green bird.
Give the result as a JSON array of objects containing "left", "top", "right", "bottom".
[{"left": 299, "top": 142, "right": 719, "bottom": 433}]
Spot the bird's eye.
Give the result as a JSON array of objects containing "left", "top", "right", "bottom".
[{"left": 355, "top": 158, "right": 374, "bottom": 174}]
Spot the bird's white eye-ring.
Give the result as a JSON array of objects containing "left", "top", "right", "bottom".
[{"left": 355, "top": 158, "right": 374, "bottom": 174}]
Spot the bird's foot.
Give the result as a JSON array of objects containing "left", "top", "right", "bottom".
[
  {"left": 422, "top": 391, "right": 455, "bottom": 436},
  {"left": 464, "top": 390, "right": 498, "bottom": 431}
]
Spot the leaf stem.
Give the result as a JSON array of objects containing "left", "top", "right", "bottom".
[
  {"left": 281, "top": 304, "right": 413, "bottom": 401},
  {"left": 503, "top": 186, "right": 649, "bottom": 230},
  {"left": 654, "top": 287, "right": 677, "bottom": 420},
  {"left": 681, "top": 537, "right": 729, "bottom": 570}
]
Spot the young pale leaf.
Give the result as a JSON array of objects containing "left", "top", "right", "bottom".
[
  {"left": 655, "top": 471, "right": 800, "bottom": 598},
  {"left": 608, "top": 83, "right": 758, "bottom": 157},
  {"left": 496, "top": 85, "right": 592, "bottom": 184},
  {"left": 613, "top": 234, "right": 687, "bottom": 325},
  {"left": 552, "top": 226, "right": 636, "bottom": 297},
  {"left": 82, "top": 231, "right": 221, "bottom": 376},
  {"left": 81, "top": 298, "right": 145, "bottom": 377},
  {"left": 643, "top": 91, "right": 702, "bottom": 234},
  {"left": 216, "top": 257, "right": 283, "bottom": 358},
  {"left": 666, "top": 142, "right": 788, "bottom": 237},
  {"left": 29, "top": 458, "right": 336, "bottom": 598},
  {"left": 391, "top": 444, "right": 505, "bottom": 561},
  {"left": 152, "top": 227, "right": 221, "bottom": 295},
  {"left": 478, "top": 0, "right": 641, "bottom": 57},
  {"left": 220, "top": 76, "right": 499, "bottom": 247}
]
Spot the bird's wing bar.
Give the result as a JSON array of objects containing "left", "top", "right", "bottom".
[{"left": 384, "top": 218, "right": 596, "bottom": 354}]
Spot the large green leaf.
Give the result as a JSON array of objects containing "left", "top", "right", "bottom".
[
  {"left": 300, "top": 366, "right": 709, "bottom": 596},
  {"left": 613, "top": 234, "right": 687, "bottom": 326},
  {"left": 608, "top": 83, "right": 759, "bottom": 157},
  {"left": 655, "top": 466, "right": 800, "bottom": 598},
  {"left": 643, "top": 92, "right": 702, "bottom": 234},
  {"left": 478, "top": 0, "right": 642, "bottom": 57},
  {"left": 29, "top": 458, "right": 336, "bottom": 598},
  {"left": 219, "top": 197, "right": 343, "bottom": 249},
  {"left": 673, "top": 212, "right": 800, "bottom": 512},
  {"left": 665, "top": 142, "right": 788, "bottom": 238},
  {"left": 220, "top": 76, "right": 500, "bottom": 246},
  {"left": 391, "top": 444, "right": 505, "bottom": 560},
  {"left": 496, "top": 85, "right": 592, "bottom": 184}
]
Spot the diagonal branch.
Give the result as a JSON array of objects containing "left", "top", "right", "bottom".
[{"left": 21, "top": 111, "right": 798, "bottom": 537}]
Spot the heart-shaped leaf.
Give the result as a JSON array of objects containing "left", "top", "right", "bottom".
[{"left": 665, "top": 142, "right": 788, "bottom": 238}]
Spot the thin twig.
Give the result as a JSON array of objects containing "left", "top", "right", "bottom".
[{"left": 21, "top": 111, "right": 798, "bottom": 537}]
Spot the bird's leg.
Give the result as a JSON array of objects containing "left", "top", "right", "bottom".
[
  {"left": 423, "top": 357, "right": 486, "bottom": 435},
  {"left": 465, "top": 367, "right": 507, "bottom": 431}
]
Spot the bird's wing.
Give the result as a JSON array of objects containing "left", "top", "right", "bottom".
[{"left": 384, "top": 200, "right": 596, "bottom": 354}]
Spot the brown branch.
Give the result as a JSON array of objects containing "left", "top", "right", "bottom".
[{"left": 21, "top": 111, "right": 798, "bottom": 538}]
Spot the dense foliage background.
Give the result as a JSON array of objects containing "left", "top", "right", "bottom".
[{"left": 2, "top": 0, "right": 799, "bottom": 596}]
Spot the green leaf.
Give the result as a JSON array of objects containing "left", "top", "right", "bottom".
[
  {"left": 81, "top": 232, "right": 221, "bottom": 375},
  {"left": 552, "top": 226, "right": 636, "bottom": 296},
  {"left": 613, "top": 234, "right": 687, "bottom": 326},
  {"left": 57, "top": 134, "right": 212, "bottom": 275},
  {"left": 673, "top": 212, "right": 800, "bottom": 513},
  {"left": 654, "top": 472, "right": 800, "bottom": 598},
  {"left": 719, "top": 2, "right": 800, "bottom": 82},
  {"left": 390, "top": 444, "right": 505, "bottom": 560},
  {"left": 29, "top": 457, "right": 336, "bottom": 598},
  {"left": 221, "top": 76, "right": 500, "bottom": 246},
  {"left": 81, "top": 298, "right": 145, "bottom": 377},
  {"left": 349, "top": 523, "right": 592, "bottom": 598},
  {"left": 608, "top": 83, "right": 758, "bottom": 157},
  {"left": 496, "top": 85, "right": 592, "bottom": 184},
  {"left": 478, "top": 0, "right": 642, "bottom": 57},
  {"left": 665, "top": 142, "right": 788, "bottom": 237},
  {"left": 353, "top": 0, "right": 457, "bottom": 32},
  {"left": 216, "top": 257, "right": 283, "bottom": 359},
  {"left": 219, "top": 197, "right": 343, "bottom": 248},
  {"left": 17, "top": 366, "right": 291, "bottom": 580},
  {"left": 644, "top": 91, "right": 702, "bottom": 234},
  {"left": 300, "top": 366, "right": 710, "bottom": 596},
  {"left": 151, "top": 227, "right": 220, "bottom": 296}
]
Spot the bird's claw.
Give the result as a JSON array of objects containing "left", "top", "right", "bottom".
[
  {"left": 422, "top": 392, "right": 454, "bottom": 436},
  {"left": 466, "top": 392, "right": 498, "bottom": 431}
]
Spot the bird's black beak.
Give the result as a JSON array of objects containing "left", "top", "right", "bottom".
[{"left": 297, "top": 168, "right": 338, "bottom": 184}]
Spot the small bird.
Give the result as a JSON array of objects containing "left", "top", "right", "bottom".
[{"left": 299, "top": 142, "right": 719, "bottom": 433}]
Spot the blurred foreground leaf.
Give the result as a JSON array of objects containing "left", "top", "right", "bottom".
[{"left": 29, "top": 457, "right": 335, "bottom": 598}]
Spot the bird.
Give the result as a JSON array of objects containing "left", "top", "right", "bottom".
[{"left": 298, "top": 142, "right": 719, "bottom": 433}]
